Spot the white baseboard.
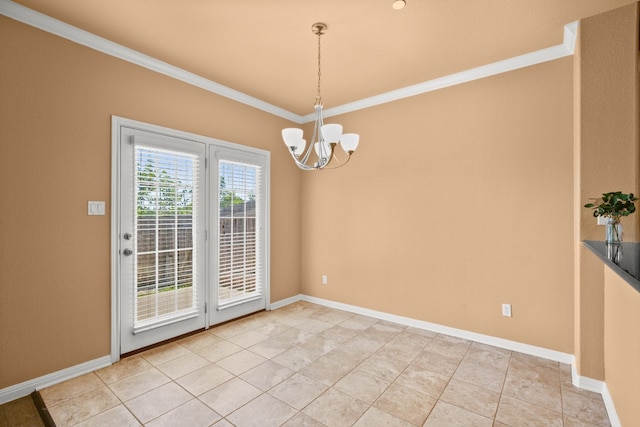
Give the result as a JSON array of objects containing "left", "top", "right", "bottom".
[
  {"left": 298, "top": 294, "right": 575, "bottom": 364},
  {"left": 601, "top": 383, "right": 622, "bottom": 427},
  {"left": 269, "top": 294, "right": 303, "bottom": 310},
  {"left": 0, "top": 355, "right": 112, "bottom": 405}
]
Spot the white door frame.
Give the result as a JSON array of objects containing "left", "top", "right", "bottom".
[{"left": 110, "top": 116, "right": 270, "bottom": 362}]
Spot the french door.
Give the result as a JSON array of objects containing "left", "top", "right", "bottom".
[
  {"left": 115, "top": 119, "right": 269, "bottom": 356},
  {"left": 211, "top": 151, "right": 267, "bottom": 324}
]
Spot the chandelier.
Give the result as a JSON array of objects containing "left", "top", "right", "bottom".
[{"left": 282, "top": 23, "right": 360, "bottom": 170}]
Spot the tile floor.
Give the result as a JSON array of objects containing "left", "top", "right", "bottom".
[{"left": 40, "top": 301, "right": 611, "bottom": 426}]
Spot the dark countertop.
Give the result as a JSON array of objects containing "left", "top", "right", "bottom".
[{"left": 583, "top": 240, "right": 640, "bottom": 293}]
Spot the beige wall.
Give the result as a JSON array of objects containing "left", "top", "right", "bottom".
[
  {"left": 2, "top": 0, "right": 639, "bottom": 403},
  {"left": 603, "top": 267, "right": 640, "bottom": 425},
  {"left": 574, "top": 3, "right": 639, "bottom": 380},
  {"left": 301, "top": 57, "right": 575, "bottom": 353},
  {"left": 0, "top": 17, "right": 301, "bottom": 389}
]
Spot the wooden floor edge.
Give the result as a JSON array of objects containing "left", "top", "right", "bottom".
[{"left": 31, "top": 391, "right": 56, "bottom": 427}]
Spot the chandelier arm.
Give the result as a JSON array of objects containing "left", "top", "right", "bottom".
[
  {"left": 318, "top": 152, "right": 353, "bottom": 170},
  {"left": 289, "top": 149, "right": 320, "bottom": 170}
]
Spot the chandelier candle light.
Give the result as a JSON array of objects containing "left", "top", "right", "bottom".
[{"left": 282, "top": 23, "right": 360, "bottom": 170}]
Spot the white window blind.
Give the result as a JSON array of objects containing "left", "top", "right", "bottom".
[
  {"left": 134, "top": 146, "right": 200, "bottom": 331},
  {"left": 218, "top": 160, "right": 262, "bottom": 309}
]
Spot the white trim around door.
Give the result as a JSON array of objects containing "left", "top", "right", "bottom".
[{"left": 111, "top": 116, "right": 270, "bottom": 362}]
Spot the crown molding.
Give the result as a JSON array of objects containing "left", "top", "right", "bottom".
[
  {"left": 0, "top": 0, "right": 300, "bottom": 123},
  {"left": 1, "top": 0, "right": 577, "bottom": 125},
  {"left": 313, "top": 21, "right": 579, "bottom": 122}
]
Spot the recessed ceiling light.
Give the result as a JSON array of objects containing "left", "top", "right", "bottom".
[{"left": 392, "top": 0, "right": 406, "bottom": 10}]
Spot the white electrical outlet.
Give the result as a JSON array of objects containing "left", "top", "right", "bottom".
[
  {"left": 597, "top": 216, "right": 608, "bottom": 226},
  {"left": 322, "top": 274, "right": 328, "bottom": 285},
  {"left": 502, "top": 304, "right": 512, "bottom": 317}
]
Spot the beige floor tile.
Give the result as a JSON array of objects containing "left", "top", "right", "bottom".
[
  {"left": 108, "top": 368, "right": 170, "bottom": 402},
  {"left": 73, "top": 404, "right": 140, "bottom": 427},
  {"left": 508, "top": 352, "right": 560, "bottom": 388},
  {"left": 48, "top": 385, "right": 121, "bottom": 427},
  {"left": 226, "top": 329, "right": 270, "bottom": 348},
  {"left": 341, "top": 334, "right": 386, "bottom": 355},
  {"left": 33, "top": 303, "right": 615, "bottom": 427},
  {"left": 272, "top": 345, "right": 323, "bottom": 372},
  {"left": 96, "top": 356, "right": 153, "bottom": 384},
  {"left": 139, "top": 343, "right": 191, "bottom": 366},
  {"left": 294, "top": 318, "right": 333, "bottom": 334},
  {"left": 339, "top": 314, "right": 379, "bottom": 330},
  {"left": 511, "top": 351, "right": 559, "bottom": 370},
  {"left": 564, "top": 415, "right": 606, "bottom": 427},
  {"left": 175, "top": 364, "right": 234, "bottom": 396},
  {"left": 439, "top": 378, "right": 500, "bottom": 419},
  {"left": 318, "top": 324, "right": 360, "bottom": 343},
  {"left": 281, "top": 412, "right": 327, "bottom": 427},
  {"left": 199, "top": 377, "right": 262, "bottom": 416},
  {"left": 426, "top": 334, "right": 472, "bottom": 359},
  {"left": 502, "top": 374, "right": 562, "bottom": 413},
  {"left": 358, "top": 348, "right": 411, "bottom": 382},
  {"left": 248, "top": 334, "right": 297, "bottom": 359},
  {"left": 177, "top": 331, "right": 223, "bottom": 353},
  {"left": 559, "top": 362, "right": 573, "bottom": 386},
  {"left": 278, "top": 314, "right": 313, "bottom": 328},
  {"left": 453, "top": 360, "right": 506, "bottom": 392},
  {"left": 124, "top": 382, "right": 191, "bottom": 424},
  {"left": 495, "top": 395, "right": 563, "bottom": 427},
  {"left": 216, "top": 349, "right": 266, "bottom": 375},
  {"left": 373, "top": 382, "right": 437, "bottom": 426},
  {"left": 253, "top": 321, "right": 292, "bottom": 337},
  {"left": 300, "top": 353, "right": 358, "bottom": 386},
  {"left": 276, "top": 327, "right": 316, "bottom": 346},
  {"left": 145, "top": 398, "right": 221, "bottom": 427},
  {"left": 363, "top": 322, "right": 404, "bottom": 343},
  {"left": 240, "top": 360, "right": 295, "bottom": 391},
  {"left": 562, "top": 388, "right": 611, "bottom": 426},
  {"left": 462, "top": 342, "right": 511, "bottom": 372},
  {"left": 424, "top": 401, "right": 493, "bottom": 427},
  {"left": 193, "top": 340, "right": 243, "bottom": 362},
  {"left": 315, "top": 308, "right": 354, "bottom": 325},
  {"left": 298, "top": 333, "right": 342, "bottom": 355},
  {"left": 395, "top": 364, "right": 450, "bottom": 398},
  {"left": 227, "top": 393, "right": 297, "bottom": 427},
  {"left": 268, "top": 373, "right": 328, "bottom": 410},
  {"left": 328, "top": 342, "right": 375, "bottom": 366},
  {"left": 354, "top": 406, "right": 415, "bottom": 427},
  {"left": 401, "top": 326, "right": 438, "bottom": 341},
  {"left": 411, "top": 349, "right": 462, "bottom": 378},
  {"left": 212, "top": 419, "right": 235, "bottom": 427},
  {"left": 40, "top": 373, "right": 104, "bottom": 407},
  {"left": 210, "top": 320, "right": 254, "bottom": 339},
  {"left": 334, "top": 368, "right": 392, "bottom": 404},
  {"left": 383, "top": 333, "right": 430, "bottom": 356},
  {"left": 303, "top": 388, "right": 369, "bottom": 427},
  {"left": 156, "top": 352, "right": 210, "bottom": 380}
]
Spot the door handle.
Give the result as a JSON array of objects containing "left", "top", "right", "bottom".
[{"left": 123, "top": 248, "right": 134, "bottom": 256}]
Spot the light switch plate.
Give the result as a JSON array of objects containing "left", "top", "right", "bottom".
[
  {"left": 597, "top": 216, "right": 608, "bottom": 226},
  {"left": 88, "top": 201, "right": 106, "bottom": 215}
]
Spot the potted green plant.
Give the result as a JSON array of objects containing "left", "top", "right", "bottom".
[{"left": 584, "top": 191, "right": 638, "bottom": 244}]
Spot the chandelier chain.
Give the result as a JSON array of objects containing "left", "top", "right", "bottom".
[{"left": 315, "top": 29, "right": 322, "bottom": 106}]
